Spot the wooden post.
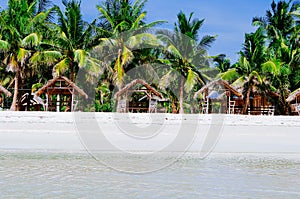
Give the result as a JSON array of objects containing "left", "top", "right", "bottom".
[
  {"left": 45, "top": 93, "right": 49, "bottom": 111},
  {"left": 56, "top": 94, "right": 60, "bottom": 112},
  {"left": 71, "top": 88, "right": 74, "bottom": 112}
]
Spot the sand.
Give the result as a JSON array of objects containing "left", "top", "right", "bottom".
[{"left": 0, "top": 111, "right": 299, "bottom": 154}]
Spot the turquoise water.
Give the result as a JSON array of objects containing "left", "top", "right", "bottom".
[{"left": 0, "top": 152, "right": 299, "bottom": 198}]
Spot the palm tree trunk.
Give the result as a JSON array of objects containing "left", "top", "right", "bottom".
[
  {"left": 279, "top": 89, "right": 289, "bottom": 115},
  {"left": 70, "top": 62, "right": 74, "bottom": 82},
  {"left": 242, "top": 88, "right": 251, "bottom": 114},
  {"left": 171, "top": 101, "right": 177, "bottom": 113},
  {"left": 10, "top": 72, "right": 19, "bottom": 111},
  {"left": 179, "top": 76, "right": 184, "bottom": 114}
]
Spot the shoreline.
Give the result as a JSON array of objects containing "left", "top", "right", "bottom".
[{"left": 0, "top": 112, "right": 299, "bottom": 154}]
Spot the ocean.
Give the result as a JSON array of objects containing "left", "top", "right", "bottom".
[{"left": 0, "top": 152, "right": 299, "bottom": 198}]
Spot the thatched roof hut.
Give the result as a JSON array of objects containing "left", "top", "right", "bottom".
[
  {"left": 35, "top": 76, "right": 88, "bottom": 112},
  {"left": 286, "top": 88, "right": 300, "bottom": 103},
  {"left": 228, "top": 80, "right": 279, "bottom": 115},
  {"left": 114, "top": 79, "right": 164, "bottom": 113},
  {"left": 35, "top": 76, "right": 88, "bottom": 99},
  {"left": 193, "top": 79, "right": 243, "bottom": 114},
  {"left": 0, "top": 85, "right": 12, "bottom": 97},
  {"left": 114, "top": 79, "right": 163, "bottom": 99},
  {"left": 194, "top": 79, "right": 242, "bottom": 99}
]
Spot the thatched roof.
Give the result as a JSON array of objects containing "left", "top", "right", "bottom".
[
  {"left": 268, "top": 90, "right": 280, "bottom": 98},
  {"left": 231, "top": 78, "right": 280, "bottom": 98},
  {"left": 35, "top": 76, "right": 88, "bottom": 99},
  {"left": 286, "top": 88, "right": 300, "bottom": 102},
  {"left": 0, "top": 85, "right": 12, "bottom": 97},
  {"left": 114, "top": 79, "right": 163, "bottom": 98},
  {"left": 194, "top": 79, "right": 242, "bottom": 99}
]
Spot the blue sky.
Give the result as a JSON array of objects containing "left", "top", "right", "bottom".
[{"left": 0, "top": 0, "right": 275, "bottom": 62}]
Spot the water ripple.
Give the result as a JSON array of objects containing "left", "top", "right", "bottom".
[{"left": 0, "top": 152, "right": 299, "bottom": 198}]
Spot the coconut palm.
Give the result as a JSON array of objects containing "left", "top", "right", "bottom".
[
  {"left": 0, "top": 0, "right": 54, "bottom": 110},
  {"left": 94, "top": 0, "right": 165, "bottom": 90},
  {"left": 212, "top": 54, "right": 231, "bottom": 73},
  {"left": 252, "top": 1, "right": 300, "bottom": 85},
  {"left": 261, "top": 58, "right": 291, "bottom": 114},
  {"left": 252, "top": 0, "right": 300, "bottom": 113},
  {"left": 220, "top": 27, "right": 268, "bottom": 114},
  {"left": 157, "top": 11, "right": 216, "bottom": 113},
  {"left": 41, "top": 0, "right": 104, "bottom": 82},
  {"left": 253, "top": 0, "right": 298, "bottom": 48}
]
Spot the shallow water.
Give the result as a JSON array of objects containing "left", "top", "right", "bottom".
[{"left": 0, "top": 152, "right": 299, "bottom": 199}]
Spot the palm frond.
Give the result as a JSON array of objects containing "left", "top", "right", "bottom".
[
  {"left": 132, "top": 0, "right": 147, "bottom": 17},
  {"left": 167, "top": 45, "right": 182, "bottom": 59},
  {"left": 185, "top": 68, "right": 196, "bottom": 92},
  {"left": 156, "top": 30, "right": 177, "bottom": 47},
  {"left": 83, "top": 58, "right": 104, "bottom": 83},
  {"left": 141, "top": 20, "right": 167, "bottom": 29},
  {"left": 53, "top": 58, "right": 70, "bottom": 76},
  {"left": 157, "top": 58, "right": 171, "bottom": 66},
  {"left": 30, "top": 11, "right": 47, "bottom": 25},
  {"left": 53, "top": 5, "right": 69, "bottom": 39},
  {"left": 17, "top": 48, "right": 30, "bottom": 66},
  {"left": 0, "top": 40, "right": 10, "bottom": 51},
  {"left": 74, "top": 49, "right": 87, "bottom": 68},
  {"left": 252, "top": 16, "right": 267, "bottom": 27},
  {"left": 231, "top": 76, "right": 246, "bottom": 88},
  {"left": 57, "top": 31, "right": 71, "bottom": 49},
  {"left": 159, "top": 69, "right": 178, "bottom": 90},
  {"left": 97, "top": 5, "right": 115, "bottom": 30},
  {"left": 128, "top": 33, "right": 160, "bottom": 48},
  {"left": 37, "top": 0, "right": 52, "bottom": 13},
  {"left": 30, "top": 50, "right": 62, "bottom": 66},
  {"left": 250, "top": 70, "right": 263, "bottom": 84},
  {"left": 78, "top": 19, "right": 98, "bottom": 50},
  {"left": 121, "top": 46, "right": 133, "bottom": 67},
  {"left": 198, "top": 35, "right": 217, "bottom": 49},
  {"left": 262, "top": 59, "right": 281, "bottom": 76},
  {"left": 22, "top": 33, "right": 40, "bottom": 48},
  {"left": 218, "top": 68, "right": 239, "bottom": 82},
  {"left": 114, "top": 50, "right": 124, "bottom": 89},
  {"left": 131, "top": 12, "right": 146, "bottom": 29},
  {"left": 65, "top": 0, "right": 84, "bottom": 43}
]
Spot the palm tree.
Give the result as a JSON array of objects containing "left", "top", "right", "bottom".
[
  {"left": 252, "top": 0, "right": 300, "bottom": 113},
  {"left": 43, "top": 0, "right": 103, "bottom": 82},
  {"left": 212, "top": 54, "right": 231, "bottom": 73},
  {"left": 252, "top": 0, "right": 299, "bottom": 45},
  {"left": 158, "top": 11, "right": 216, "bottom": 113},
  {"left": 220, "top": 27, "right": 268, "bottom": 114},
  {"left": 252, "top": 0, "right": 300, "bottom": 85},
  {"left": 94, "top": 0, "right": 165, "bottom": 90},
  {"left": 0, "top": 0, "right": 53, "bottom": 110},
  {"left": 261, "top": 58, "right": 291, "bottom": 114}
]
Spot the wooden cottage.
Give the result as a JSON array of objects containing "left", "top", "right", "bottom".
[
  {"left": 35, "top": 76, "right": 88, "bottom": 112},
  {"left": 0, "top": 85, "right": 12, "bottom": 110},
  {"left": 114, "top": 79, "right": 165, "bottom": 113},
  {"left": 194, "top": 79, "right": 243, "bottom": 114},
  {"left": 247, "top": 91, "right": 279, "bottom": 115},
  {"left": 226, "top": 79, "right": 279, "bottom": 115},
  {"left": 286, "top": 88, "right": 300, "bottom": 115}
]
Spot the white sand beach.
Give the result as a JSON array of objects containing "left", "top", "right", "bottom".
[{"left": 0, "top": 112, "right": 299, "bottom": 154}]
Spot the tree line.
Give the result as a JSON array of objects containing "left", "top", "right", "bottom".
[{"left": 0, "top": 0, "right": 299, "bottom": 114}]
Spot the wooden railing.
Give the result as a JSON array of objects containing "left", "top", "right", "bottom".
[{"left": 247, "top": 106, "right": 275, "bottom": 116}]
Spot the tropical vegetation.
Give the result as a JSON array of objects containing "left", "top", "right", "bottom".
[{"left": 0, "top": 0, "right": 299, "bottom": 115}]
